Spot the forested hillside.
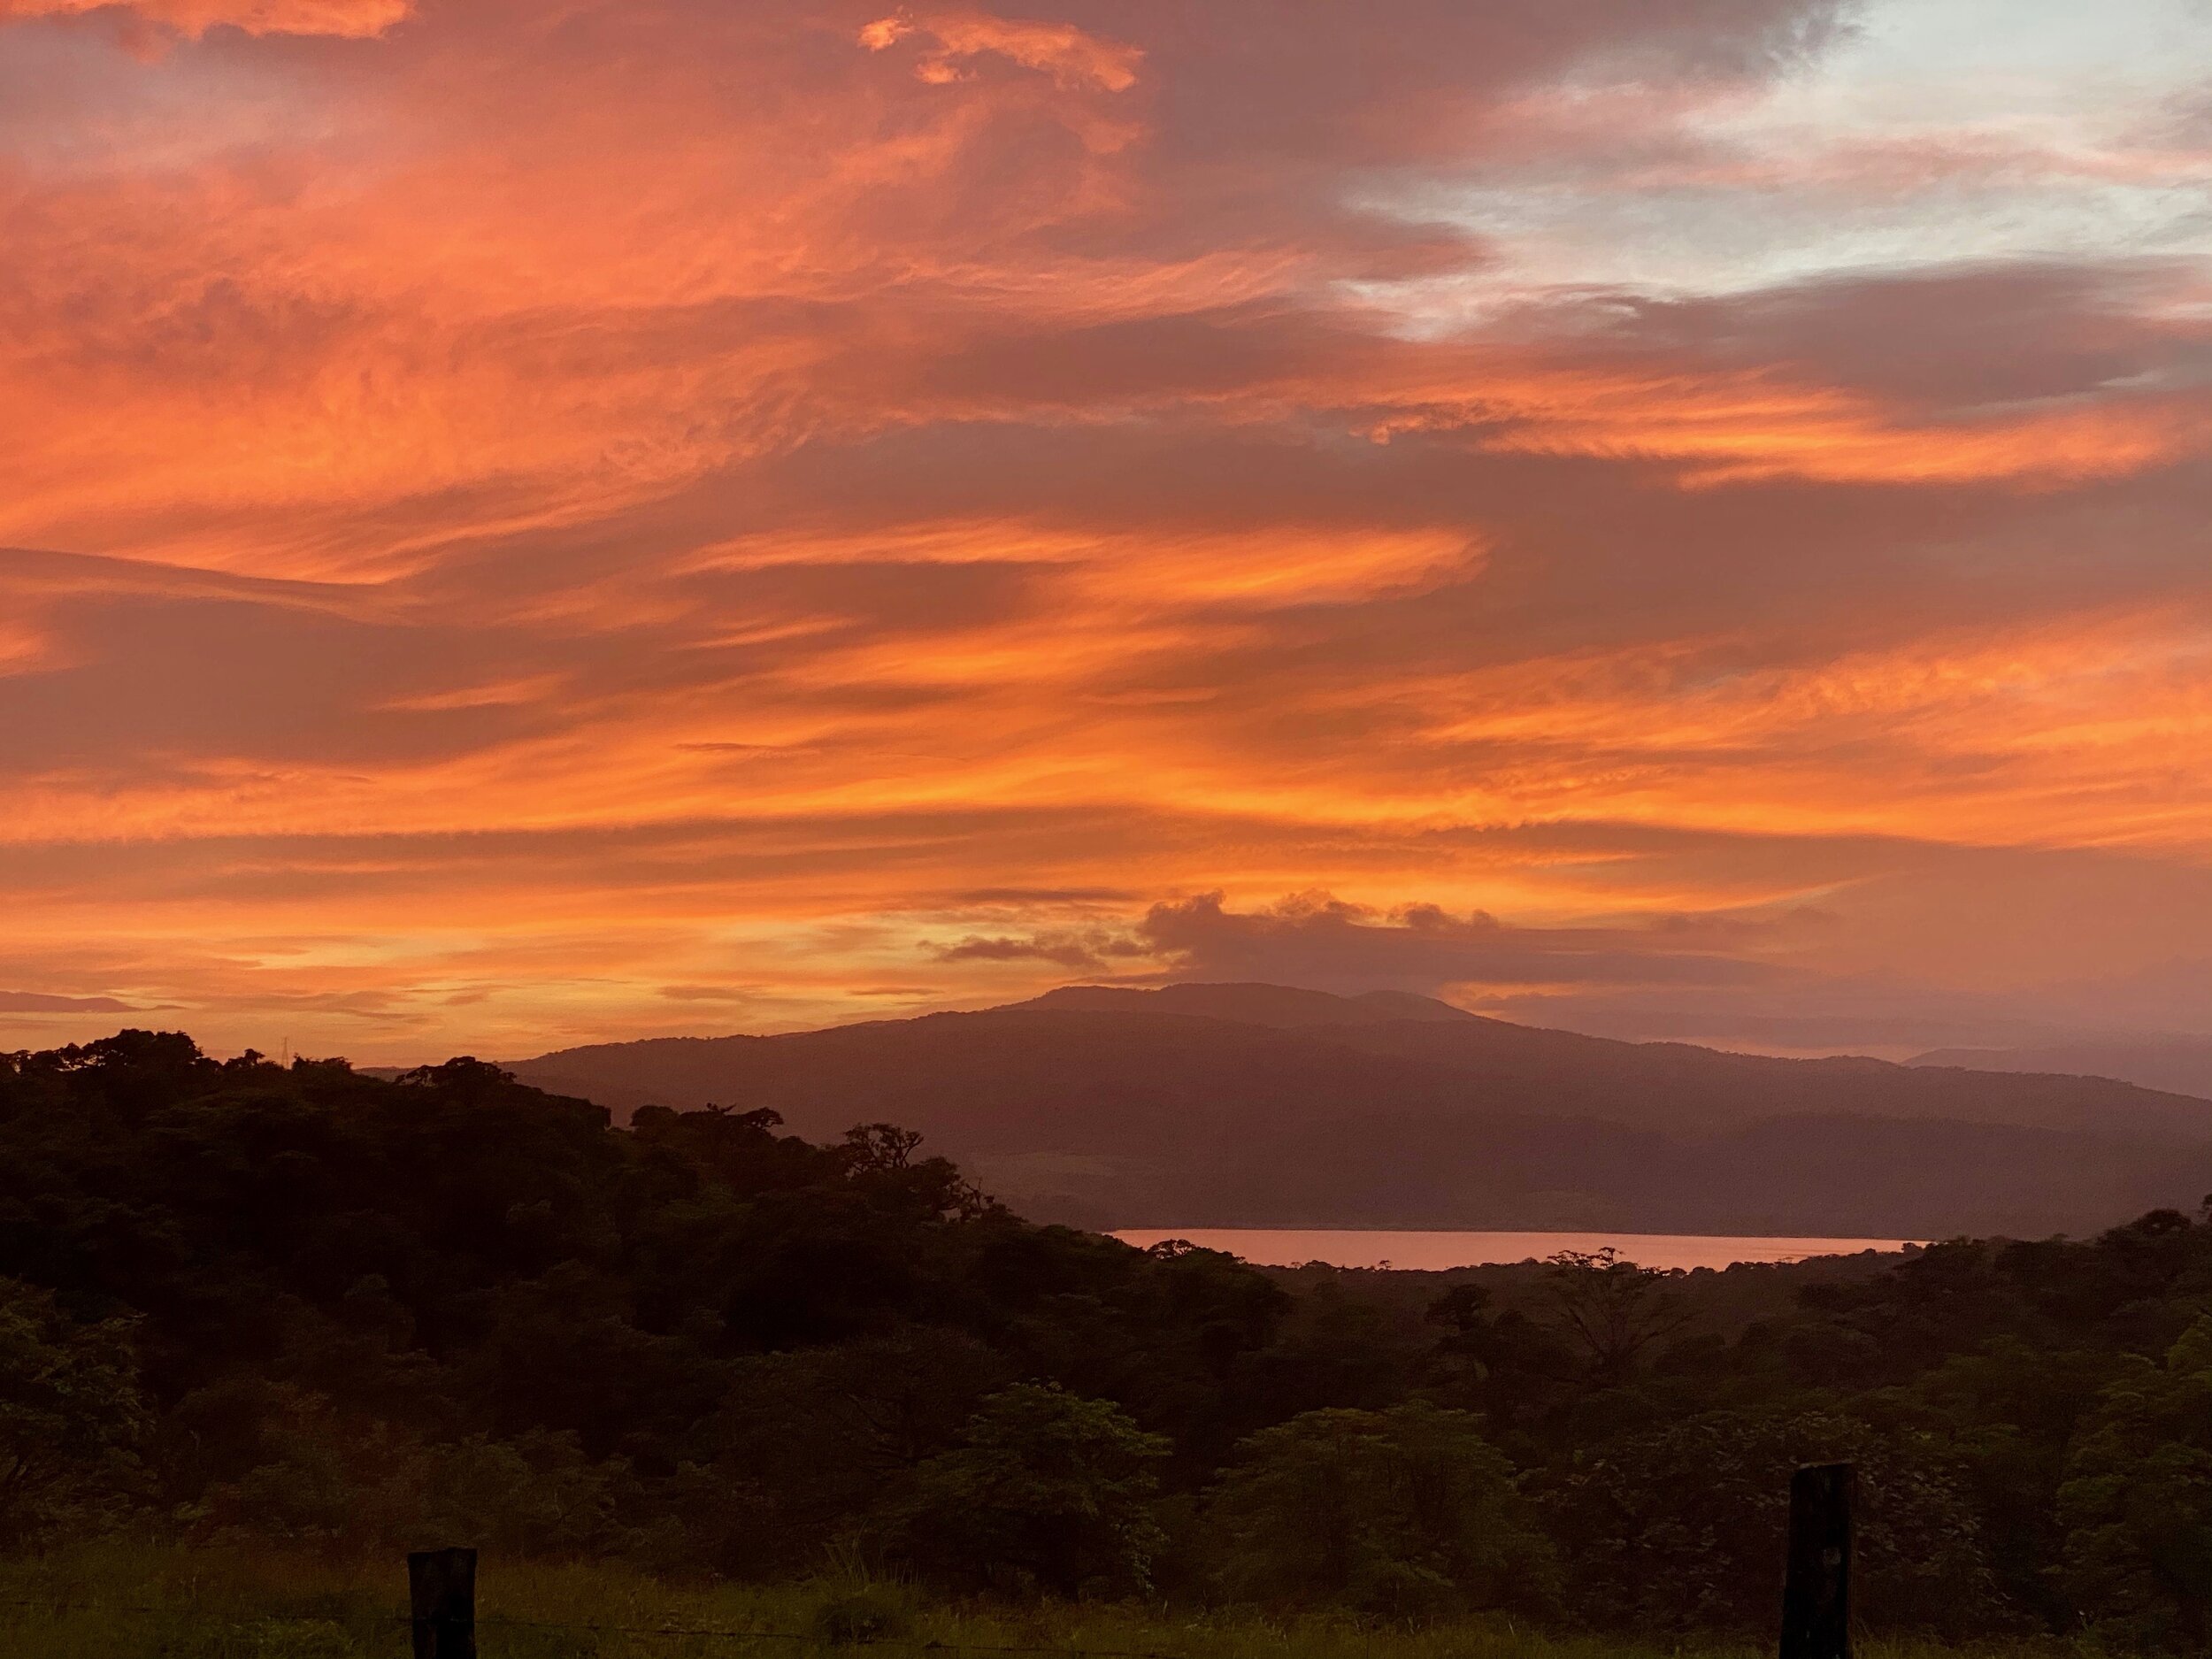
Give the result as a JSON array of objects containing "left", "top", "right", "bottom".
[
  {"left": 515, "top": 984, "right": 2212, "bottom": 1235},
  {"left": 7, "top": 1031, "right": 2212, "bottom": 1646}
]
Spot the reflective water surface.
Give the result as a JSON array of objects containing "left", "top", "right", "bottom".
[{"left": 1109, "top": 1230, "right": 1920, "bottom": 1271}]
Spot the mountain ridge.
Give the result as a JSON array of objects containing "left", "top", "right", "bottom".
[
  {"left": 1911, "top": 1034, "right": 2212, "bottom": 1102},
  {"left": 510, "top": 984, "right": 2212, "bottom": 1237}
]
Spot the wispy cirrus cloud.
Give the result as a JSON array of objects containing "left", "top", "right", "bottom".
[
  {"left": 0, "top": 989, "right": 142, "bottom": 1013},
  {"left": 4, "top": 0, "right": 2212, "bottom": 1064},
  {"left": 0, "top": 0, "right": 409, "bottom": 37}
]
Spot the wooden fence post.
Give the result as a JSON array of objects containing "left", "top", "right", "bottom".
[
  {"left": 408, "top": 1547, "right": 478, "bottom": 1659},
  {"left": 1780, "top": 1463, "right": 1853, "bottom": 1659}
]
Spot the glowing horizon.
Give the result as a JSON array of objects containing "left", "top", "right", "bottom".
[{"left": 5, "top": 0, "right": 2212, "bottom": 1064}]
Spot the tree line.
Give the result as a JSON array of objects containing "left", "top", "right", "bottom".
[{"left": 3, "top": 1032, "right": 2211, "bottom": 1645}]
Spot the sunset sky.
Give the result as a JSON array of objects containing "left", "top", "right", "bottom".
[{"left": 5, "top": 0, "right": 2212, "bottom": 1064}]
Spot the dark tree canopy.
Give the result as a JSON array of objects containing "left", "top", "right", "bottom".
[{"left": 11, "top": 1032, "right": 2212, "bottom": 1646}]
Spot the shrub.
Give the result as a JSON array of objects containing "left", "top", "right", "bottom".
[
  {"left": 2058, "top": 1314, "right": 2212, "bottom": 1647},
  {"left": 0, "top": 1277, "right": 150, "bottom": 1549},
  {"left": 1540, "top": 1406, "right": 2007, "bottom": 1635},
  {"left": 1208, "top": 1402, "right": 1555, "bottom": 1623},
  {"left": 881, "top": 1383, "right": 1170, "bottom": 1598},
  {"left": 810, "top": 1582, "right": 914, "bottom": 1645}
]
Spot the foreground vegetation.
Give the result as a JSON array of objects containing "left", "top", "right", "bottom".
[
  {"left": 7, "top": 1033, "right": 2212, "bottom": 1647},
  {"left": 0, "top": 1541, "right": 2110, "bottom": 1659}
]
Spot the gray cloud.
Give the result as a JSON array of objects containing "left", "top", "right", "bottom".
[
  {"left": 1138, "top": 891, "right": 1785, "bottom": 992},
  {"left": 0, "top": 990, "right": 140, "bottom": 1013}
]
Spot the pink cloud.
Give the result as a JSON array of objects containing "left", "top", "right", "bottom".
[
  {"left": 5, "top": 0, "right": 2212, "bottom": 1062},
  {"left": 0, "top": 0, "right": 410, "bottom": 36},
  {"left": 862, "top": 10, "right": 1141, "bottom": 91}
]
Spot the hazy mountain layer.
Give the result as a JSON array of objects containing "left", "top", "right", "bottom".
[
  {"left": 513, "top": 985, "right": 2212, "bottom": 1237},
  {"left": 1912, "top": 1036, "right": 2212, "bottom": 1102}
]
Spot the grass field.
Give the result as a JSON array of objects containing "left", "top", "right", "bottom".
[{"left": 0, "top": 1541, "right": 2102, "bottom": 1659}]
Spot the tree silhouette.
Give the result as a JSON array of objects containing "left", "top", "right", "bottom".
[{"left": 1538, "top": 1248, "right": 1695, "bottom": 1384}]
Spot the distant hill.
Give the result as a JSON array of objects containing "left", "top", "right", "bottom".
[
  {"left": 511, "top": 984, "right": 2212, "bottom": 1238},
  {"left": 1912, "top": 1035, "right": 2212, "bottom": 1102},
  {"left": 1026, "top": 983, "right": 1485, "bottom": 1026}
]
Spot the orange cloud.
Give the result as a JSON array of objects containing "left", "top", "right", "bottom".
[
  {"left": 6, "top": 0, "right": 2212, "bottom": 1063},
  {"left": 862, "top": 11, "right": 1142, "bottom": 91},
  {"left": 0, "top": 0, "right": 408, "bottom": 35}
]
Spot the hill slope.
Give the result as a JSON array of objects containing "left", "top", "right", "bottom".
[
  {"left": 1912, "top": 1035, "right": 2212, "bottom": 1102},
  {"left": 512, "top": 985, "right": 2212, "bottom": 1236}
]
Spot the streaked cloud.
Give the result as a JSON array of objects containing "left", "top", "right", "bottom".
[
  {"left": 862, "top": 12, "right": 1142, "bottom": 91},
  {"left": 0, "top": 0, "right": 409, "bottom": 37},
  {"left": 4, "top": 0, "right": 2211, "bottom": 1065},
  {"left": 0, "top": 990, "right": 142, "bottom": 1013}
]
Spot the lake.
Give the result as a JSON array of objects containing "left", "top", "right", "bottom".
[{"left": 1108, "top": 1229, "right": 1920, "bottom": 1272}]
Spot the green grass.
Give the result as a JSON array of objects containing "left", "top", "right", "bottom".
[{"left": 0, "top": 1542, "right": 2107, "bottom": 1659}]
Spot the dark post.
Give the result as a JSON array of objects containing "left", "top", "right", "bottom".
[
  {"left": 1780, "top": 1463, "right": 1853, "bottom": 1659},
  {"left": 409, "top": 1548, "right": 477, "bottom": 1659}
]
